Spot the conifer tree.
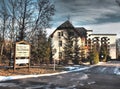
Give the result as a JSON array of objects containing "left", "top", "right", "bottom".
[
  {"left": 93, "top": 45, "right": 99, "bottom": 64},
  {"left": 99, "top": 44, "right": 107, "bottom": 62},
  {"left": 63, "top": 31, "right": 74, "bottom": 64},
  {"left": 73, "top": 37, "right": 80, "bottom": 64},
  {"left": 31, "top": 29, "right": 48, "bottom": 64}
]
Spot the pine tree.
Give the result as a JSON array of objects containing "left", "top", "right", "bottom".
[
  {"left": 99, "top": 44, "right": 107, "bottom": 62},
  {"left": 48, "top": 38, "right": 53, "bottom": 64},
  {"left": 93, "top": 45, "right": 99, "bottom": 64},
  {"left": 31, "top": 29, "right": 48, "bottom": 64},
  {"left": 63, "top": 33, "right": 73, "bottom": 64},
  {"left": 73, "top": 37, "right": 80, "bottom": 64}
]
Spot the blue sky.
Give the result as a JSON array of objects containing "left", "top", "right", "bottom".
[{"left": 48, "top": 0, "right": 120, "bottom": 38}]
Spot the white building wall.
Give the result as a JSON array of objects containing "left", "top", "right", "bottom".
[
  {"left": 51, "top": 29, "right": 117, "bottom": 60},
  {"left": 51, "top": 30, "right": 68, "bottom": 60},
  {"left": 89, "top": 34, "right": 116, "bottom": 59}
]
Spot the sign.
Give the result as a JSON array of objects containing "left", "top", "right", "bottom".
[
  {"left": 16, "top": 59, "right": 29, "bottom": 64},
  {"left": 14, "top": 41, "right": 31, "bottom": 71},
  {"left": 16, "top": 44, "right": 30, "bottom": 57}
]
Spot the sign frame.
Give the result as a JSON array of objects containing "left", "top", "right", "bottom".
[{"left": 14, "top": 40, "right": 31, "bottom": 71}]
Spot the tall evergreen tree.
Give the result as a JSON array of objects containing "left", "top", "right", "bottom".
[
  {"left": 63, "top": 32, "right": 74, "bottom": 64},
  {"left": 73, "top": 37, "right": 80, "bottom": 64},
  {"left": 48, "top": 38, "right": 53, "bottom": 64},
  {"left": 31, "top": 29, "right": 48, "bottom": 64},
  {"left": 93, "top": 44, "right": 99, "bottom": 64},
  {"left": 99, "top": 44, "right": 108, "bottom": 62}
]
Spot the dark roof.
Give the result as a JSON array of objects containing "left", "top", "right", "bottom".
[
  {"left": 57, "top": 20, "right": 75, "bottom": 29},
  {"left": 90, "top": 34, "right": 117, "bottom": 36},
  {"left": 75, "top": 27, "right": 87, "bottom": 38},
  {"left": 87, "top": 30, "right": 93, "bottom": 32},
  {"left": 50, "top": 21, "right": 87, "bottom": 38},
  {"left": 50, "top": 20, "right": 75, "bottom": 37}
]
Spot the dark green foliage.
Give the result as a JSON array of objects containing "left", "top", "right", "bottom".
[
  {"left": 93, "top": 46, "right": 99, "bottom": 64},
  {"left": 63, "top": 33, "right": 74, "bottom": 64},
  {"left": 99, "top": 44, "right": 107, "bottom": 62},
  {"left": 48, "top": 38, "right": 53, "bottom": 64},
  {"left": 73, "top": 37, "right": 80, "bottom": 64},
  {"left": 88, "top": 51, "right": 94, "bottom": 65},
  {"left": 31, "top": 29, "right": 49, "bottom": 65},
  {"left": 89, "top": 45, "right": 99, "bottom": 64}
]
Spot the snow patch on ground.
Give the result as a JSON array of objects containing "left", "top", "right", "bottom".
[
  {"left": 96, "top": 61, "right": 120, "bottom": 75},
  {"left": 114, "top": 67, "right": 120, "bottom": 75},
  {"left": 88, "top": 81, "right": 96, "bottom": 85},
  {"left": 0, "top": 83, "right": 18, "bottom": 87},
  {"left": 101, "top": 67, "right": 107, "bottom": 72},
  {"left": 0, "top": 66, "right": 90, "bottom": 82},
  {"left": 64, "top": 65, "right": 92, "bottom": 72},
  {"left": 25, "top": 85, "right": 45, "bottom": 89},
  {"left": 79, "top": 74, "right": 88, "bottom": 80}
]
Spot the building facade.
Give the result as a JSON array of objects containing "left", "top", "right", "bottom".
[{"left": 50, "top": 20, "right": 117, "bottom": 62}]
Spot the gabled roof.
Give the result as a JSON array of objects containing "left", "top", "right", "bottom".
[
  {"left": 57, "top": 20, "right": 75, "bottom": 30},
  {"left": 50, "top": 20, "right": 87, "bottom": 38},
  {"left": 75, "top": 27, "right": 87, "bottom": 38},
  {"left": 50, "top": 20, "right": 75, "bottom": 37}
]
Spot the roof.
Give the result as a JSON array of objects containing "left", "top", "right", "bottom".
[
  {"left": 75, "top": 27, "right": 87, "bottom": 38},
  {"left": 87, "top": 30, "right": 93, "bottom": 32},
  {"left": 57, "top": 20, "right": 75, "bottom": 30},
  {"left": 50, "top": 20, "right": 87, "bottom": 38},
  {"left": 90, "top": 34, "right": 117, "bottom": 36},
  {"left": 50, "top": 20, "right": 75, "bottom": 37}
]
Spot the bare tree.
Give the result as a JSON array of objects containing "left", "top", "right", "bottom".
[
  {"left": 14, "top": 0, "right": 34, "bottom": 41},
  {"left": 0, "top": 0, "right": 55, "bottom": 65},
  {"left": 28, "top": 0, "right": 55, "bottom": 40},
  {"left": 0, "top": 0, "right": 9, "bottom": 62}
]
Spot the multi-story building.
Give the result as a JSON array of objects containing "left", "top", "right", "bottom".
[{"left": 50, "top": 20, "right": 117, "bottom": 63}]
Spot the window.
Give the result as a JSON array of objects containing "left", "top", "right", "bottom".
[
  {"left": 59, "top": 41, "right": 62, "bottom": 47},
  {"left": 59, "top": 52, "right": 62, "bottom": 58},
  {"left": 58, "top": 32, "right": 64, "bottom": 37},
  {"left": 58, "top": 32, "right": 61, "bottom": 37},
  {"left": 61, "top": 32, "right": 63, "bottom": 36}
]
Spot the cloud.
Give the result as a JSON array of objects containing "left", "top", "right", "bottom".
[
  {"left": 52, "top": 0, "right": 120, "bottom": 24},
  {"left": 48, "top": 0, "right": 120, "bottom": 38},
  {"left": 79, "top": 22, "right": 120, "bottom": 38}
]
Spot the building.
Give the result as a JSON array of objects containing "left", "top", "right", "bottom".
[{"left": 50, "top": 20, "right": 117, "bottom": 63}]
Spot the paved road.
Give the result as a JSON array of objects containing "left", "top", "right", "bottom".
[{"left": 0, "top": 66, "right": 120, "bottom": 89}]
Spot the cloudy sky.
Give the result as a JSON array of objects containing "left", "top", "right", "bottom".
[{"left": 48, "top": 0, "right": 120, "bottom": 38}]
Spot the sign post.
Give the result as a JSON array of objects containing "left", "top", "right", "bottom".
[{"left": 14, "top": 41, "right": 31, "bottom": 71}]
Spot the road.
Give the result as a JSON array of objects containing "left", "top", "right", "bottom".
[{"left": 0, "top": 65, "right": 120, "bottom": 89}]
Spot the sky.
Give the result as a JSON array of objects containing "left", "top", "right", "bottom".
[{"left": 47, "top": 0, "right": 120, "bottom": 38}]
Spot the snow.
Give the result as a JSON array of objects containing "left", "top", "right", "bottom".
[
  {"left": 0, "top": 66, "right": 90, "bottom": 82},
  {"left": 97, "top": 61, "right": 120, "bottom": 75},
  {"left": 88, "top": 81, "right": 96, "bottom": 85},
  {"left": 0, "top": 62, "right": 120, "bottom": 82},
  {"left": 64, "top": 65, "right": 92, "bottom": 72},
  {"left": 79, "top": 74, "right": 88, "bottom": 80},
  {"left": 0, "top": 83, "right": 18, "bottom": 87},
  {"left": 114, "top": 67, "right": 120, "bottom": 75}
]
